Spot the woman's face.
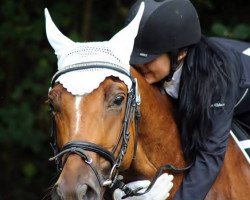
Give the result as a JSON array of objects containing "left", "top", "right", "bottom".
[{"left": 135, "top": 54, "right": 171, "bottom": 84}]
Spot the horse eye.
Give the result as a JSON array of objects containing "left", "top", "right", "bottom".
[{"left": 112, "top": 95, "right": 125, "bottom": 106}]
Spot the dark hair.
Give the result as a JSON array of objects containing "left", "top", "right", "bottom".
[{"left": 178, "top": 36, "right": 237, "bottom": 161}]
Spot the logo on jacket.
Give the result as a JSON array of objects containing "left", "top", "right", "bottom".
[{"left": 210, "top": 102, "right": 225, "bottom": 108}]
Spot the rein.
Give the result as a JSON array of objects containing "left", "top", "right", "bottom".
[{"left": 117, "top": 163, "right": 192, "bottom": 199}]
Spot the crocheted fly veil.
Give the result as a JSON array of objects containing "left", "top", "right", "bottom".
[{"left": 45, "top": 3, "right": 144, "bottom": 95}]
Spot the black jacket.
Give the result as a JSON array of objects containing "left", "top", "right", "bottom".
[{"left": 174, "top": 37, "right": 250, "bottom": 200}]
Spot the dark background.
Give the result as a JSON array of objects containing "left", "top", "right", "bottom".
[{"left": 0, "top": 0, "right": 249, "bottom": 199}]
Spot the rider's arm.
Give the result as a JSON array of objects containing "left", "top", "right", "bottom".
[{"left": 174, "top": 97, "right": 235, "bottom": 200}]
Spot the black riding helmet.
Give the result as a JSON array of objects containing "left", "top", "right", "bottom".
[{"left": 126, "top": 0, "right": 201, "bottom": 80}]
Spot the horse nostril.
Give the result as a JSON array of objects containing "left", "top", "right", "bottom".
[
  {"left": 51, "top": 185, "right": 64, "bottom": 200},
  {"left": 77, "top": 184, "right": 98, "bottom": 200},
  {"left": 77, "top": 184, "right": 88, "bottom": 199},
  {"left": 57, "top": 186, "right": 64, "bottom": 199}
]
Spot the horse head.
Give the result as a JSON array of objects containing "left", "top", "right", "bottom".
[
  {"left": 45, "top": 3, "right": 144, "bottom": 199},
  {"left": 48, "top": 77, "right": 139, "bottom": 199}
]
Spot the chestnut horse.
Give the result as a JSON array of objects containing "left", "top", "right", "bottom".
[{"left": 48, "top": 66, "right": 250, "bottom": 200}]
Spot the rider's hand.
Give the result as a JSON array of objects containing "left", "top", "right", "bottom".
[{"left": 113, "top": 173, "right": 174, "bottom": 200}]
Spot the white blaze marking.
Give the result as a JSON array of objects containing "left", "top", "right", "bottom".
[{"left": 75, "top": 96, "right": 82, "bottom": 133}]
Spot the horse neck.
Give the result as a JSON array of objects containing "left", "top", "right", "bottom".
[{"left": 130, "top": 67, "right": 185, "bottom": 168}]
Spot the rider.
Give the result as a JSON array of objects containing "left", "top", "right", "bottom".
[{"left": 122, "top": 0, "right": 250, "bottom": 199}]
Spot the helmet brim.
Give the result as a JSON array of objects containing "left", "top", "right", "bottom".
[{"left": 130, "top": 51, "right": 159, "bottom": 65}]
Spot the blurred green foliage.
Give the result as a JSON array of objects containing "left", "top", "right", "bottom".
[{"left": 0, "top": 0, "right": 249, "bottom": 199}]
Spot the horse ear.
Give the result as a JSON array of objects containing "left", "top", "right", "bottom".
[
  {"left": 109, "top": 2, "right": 145, "bottom": 67},
  {"left": 44, "top": 8, "right": 75, "bottom": 58}
]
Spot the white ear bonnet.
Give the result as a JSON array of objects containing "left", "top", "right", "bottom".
[{"left": 45, "top": 3, "right": 144, "bottom": 95}]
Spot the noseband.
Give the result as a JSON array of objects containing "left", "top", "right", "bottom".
[{"left": 49, "top": 62, "right": 141, "bottom": 188}]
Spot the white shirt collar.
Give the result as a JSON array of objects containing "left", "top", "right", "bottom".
[{"left": 163, "top": 63, "right": 183, "bottom": 99}]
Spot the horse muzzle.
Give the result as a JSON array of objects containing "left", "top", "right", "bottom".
[{"left": 51, "top": 154, "right": 103, "bottom": 200}]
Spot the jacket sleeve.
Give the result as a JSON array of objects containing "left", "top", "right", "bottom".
[{"left": 173, "top": 99, "right": 235, "bottom": 200}]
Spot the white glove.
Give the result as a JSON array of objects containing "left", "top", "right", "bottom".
[{"left": 113, "top": 173, "right": 174, "bottom": 200}]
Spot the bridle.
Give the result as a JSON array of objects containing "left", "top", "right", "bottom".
[
  {"left": 49, "top": 62, "right": 141, "bottom": 188},
  {"left": 48, "top": 62, "right": 192, "bottom": 198}
]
